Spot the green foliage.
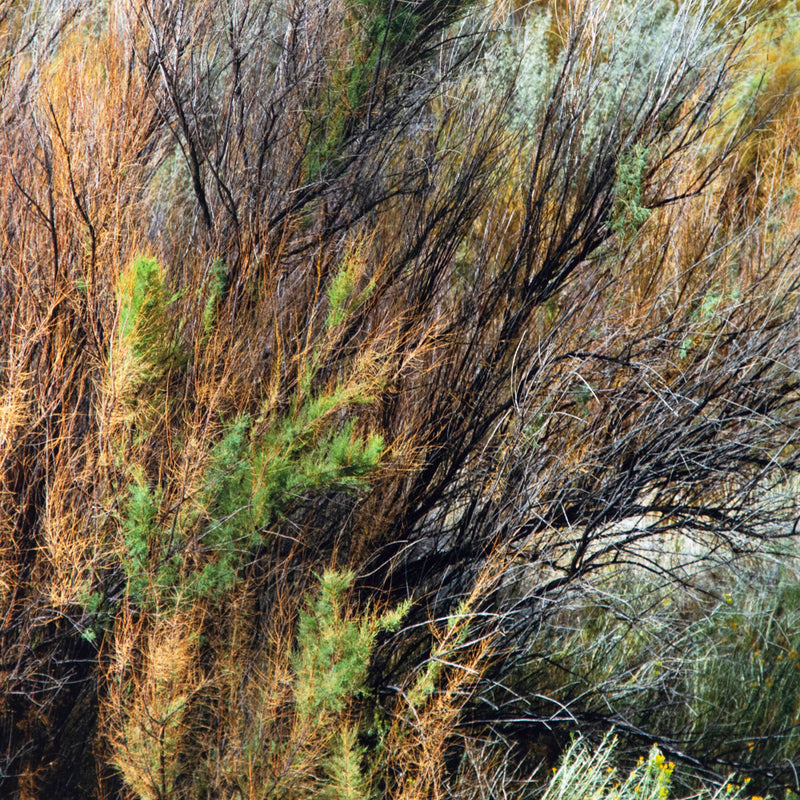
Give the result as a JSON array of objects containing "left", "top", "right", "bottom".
[
  {"left": 254, "top": 409, "right": 384, "bottom": 507},
  {"left": 320, "top": 727, "right": 369, "bottom": 800},
  {"left": 9, "top": 0, "right": 800, "bottom": 794},
  {"left": 293, "top": 569, "right": 374, "bottom": 719},
  {"left": 195, "top": 414, "right": 254, "bottom": 599},
  {"left": 305, "top": 0, "right": 467, "bottom": 180},
  {"left": 118, "top": 466, "right": 161, "bottom": 602},
  {"left": 611, "top": 144, "right": 652, "bottom": 239},
  {"left": 292, "top": 569, "right": 409, "bottom": 720},
  {"left": 406, "top": 596, "right": 475, "bottom": 708},
  {"left": 326, "top": 254, "right": 374, "bottom": 330},
  {"left": 115, "top": 255, "right": 182, "bottom": 381},
  {"left": 350, "top": 0, "right": 439, "bottom": 60},
  {"left": 110, "top": 251, "right": 388, "bottom": 606},
  {"left": 202, "top": 257, "right": 228, "bottom": 335},
  {"left": 116, "top": 380, "right": 384, "bottom": 605},
  {"left": 118, "top": 466, "right": 183, "bottom": 607},
  {"left": 286, "top": 570, "right": 409, "bottom": 799},
  {"left": 117, "top": 256, "right": 162, "bottom": 347},
  {"left": 209, "top": 571, "right": 408, "bottom": 799},
  {"left": 194, "top": 396, "right": 383, "bottom": 600},
  {"left": 78, "top": 588, "right": 110, "bottom": 644}
]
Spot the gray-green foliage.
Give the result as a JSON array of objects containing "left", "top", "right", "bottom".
[
  {"left": 687, "top": 563, "right": 800, "bottom": 768},
  {"left": 576, "top": 0, "right": 685, "bottom": 147},
  {"left": 611, "top": 143, "right": 651, "bottom": 238},
  {"left": 545, "top": 735, "right": 674, "bottom": 800},
  {"left": 543, "top": 733, "right": 749, "bottom": 800},
  {"left": 524, "top": 547, "right": 800, "bottom": 781},
  {"left": 489, "top": 0, "right": 720, "bottom": 162},
  {"left": 483, "top": 7, "right": 555, "bottom": 127}
]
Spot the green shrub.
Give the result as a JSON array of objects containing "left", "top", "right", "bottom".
[{"left": 115, "top": 255, "right": 182, "bottom": 382}]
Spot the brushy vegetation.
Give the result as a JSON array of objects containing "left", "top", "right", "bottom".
[{"left": 2, "top": 0, "right": 800, "bottom": 797}]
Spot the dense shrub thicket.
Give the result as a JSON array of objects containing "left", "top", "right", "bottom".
[{"left": 2, "top": 0, "right": 800, "bottom": 797}]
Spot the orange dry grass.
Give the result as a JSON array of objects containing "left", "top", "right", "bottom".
[{"left": 105, "top": 608, "right": 205, "bottom": 800}]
